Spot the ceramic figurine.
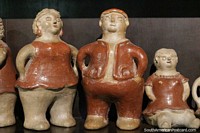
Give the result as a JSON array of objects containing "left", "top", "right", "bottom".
[
  {"left": 15, "top": 9, "right": 78, "bottom": 130},
  {"left": 192, "top": 69, "right": 200, "bottom": 117},
  {"left": 77, "top": 8, "right": 148, "bottom": 130},
  {"left": 143, "top": 48, "right": 199, "bottom": 128},
  {"left": 0, "top": 18, "right": 16, "bottom": 127}
]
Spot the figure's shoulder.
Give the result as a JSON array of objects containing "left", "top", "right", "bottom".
[{"left": 80, "top": 41, "right": 99, "bottom": 49}]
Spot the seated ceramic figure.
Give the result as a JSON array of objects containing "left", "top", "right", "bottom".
[
  {"left": 77, "top": 8, "right": 148, "bottom": 130},
  {"left": 15, "top": 9, "right": 78, "bottom": 130},
  {"left": 0, "top": 18, "right": 16, "bottom": 127},
  {"left": 143, "top": 48, "right": 199, "bottom": 129}
]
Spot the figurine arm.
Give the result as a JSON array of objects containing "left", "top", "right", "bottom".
[
  {"left": 68, "top": 44, "right": 78, "bottom": 76},
  {"left": 16, "top": 44, "right": 35, "bottom": 80},
  {"left": 131, "top": 47, "right": 148, "bottom": 77},
  {"left": 0, "top": 47, "right": 7, "bottom": 65},
  {"left": 77, "top": 46, "right": 90, "bottom": 72},
  {"left": 192, "top": 77, "right": 200, "bottom": 108},
  {"left": 145, "top": 85, "right": 156, "bottom": 101},
  {"left": 182, "top": 82, "right": 190, "bottom": 101}
]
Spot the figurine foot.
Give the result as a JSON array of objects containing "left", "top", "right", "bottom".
[
  {"left": 84, "top": 115, "right": 108, "bottom": 130},
  {"left": 24, "top": 118, "right": 50, "bottom": 131},
  {"left": 116, "top": 117, "right": 140, "bottom": 130},
  {"left": 51, "top": 114, "right": 76, "bottom": 127},
  {"left": 195, "top": 109, "right": 200, "bottom": 117},
  {"left": 188, "top": 118, "right": 200, "bottom": 129},
  {"left": 159, "top": 121, "right": 171, "bottom": 129},
  {"left": 0, "top": 113, "right": 15, "bottom": 127}
]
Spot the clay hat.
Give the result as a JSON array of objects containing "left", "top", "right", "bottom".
[{"left": 100, "top": 8, "right": 128, "bottom": 18}]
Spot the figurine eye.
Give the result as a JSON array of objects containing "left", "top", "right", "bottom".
[
  {"left": 117, "top": 17, "right": 123, "bottom": 21},
  {"left": 46, "top": 17, "right": 52, "bottom": 21},
  {"left": 56, "top": 18, "right": 61, "bottom": 22},
  {"left": 103, "top": 16, "right": 111, "bottom": 21}
]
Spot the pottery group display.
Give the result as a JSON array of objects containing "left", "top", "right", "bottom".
[{"left": 0, "top": 7, "right": 200, "bottom": 131}]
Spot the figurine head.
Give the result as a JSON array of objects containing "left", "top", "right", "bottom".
[
  {"left": 154, "top": 48, "right": 178, "bottom": 70},
  {"left": 32, "top": 8, "right": 63, "bottom": 37},
  {"left": 0, "top": 18, "right": 4, "bottom": 40},
  {"left": 99, "top": 8, "right": 129, "bottom": 34}
]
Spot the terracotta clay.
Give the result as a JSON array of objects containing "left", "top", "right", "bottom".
[
  {"left": 15, "top": 9, "right": 78, "bottom": 130},
  {"left": 143, "top": 48, "right": 199, "bottom": 128},
  {"left": 77, "top": 8, "right": 148, "bottom": 130},
  {"left": 0, "top": 18, "right": 17, "bottom": 127}
]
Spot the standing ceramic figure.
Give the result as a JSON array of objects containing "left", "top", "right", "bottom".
[
  {"left": 0, "top": 18, "right": 16, "bottom": 127},
  {"left": 15, "top": 9, "right": 78, "bottom": 130},
  {"left": 143, "top": 48, "right": 199, "bottom": 128},
  {"left": 77, "top": 8, "right": 148, "bottom": 130}
]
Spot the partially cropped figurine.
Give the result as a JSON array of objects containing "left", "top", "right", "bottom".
[
  {"left": 77, "top": 8, "right": 148, "bottom": 130},
  {"left": 192, "top": 68, "right": 200, "bottom": 116},
  {"left": 15, "top": 9, "right": 78, "bottom": 130},
  {"left": 143, "top": 48, "right": 199, "bottom": 128},
  {"left": 0, "top": 18, "right": 16, "bottom": 127}
]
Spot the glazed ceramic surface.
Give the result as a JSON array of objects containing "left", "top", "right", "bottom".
[
  {"left": 0, "top": 18, "right": 17, "bottom": 127},
  {"left": 77, "top": 8, "right": 148, "bottom": 130},
  {"left": 143, "top": 48, "right": 199, "bottom": 129},
  {"left": 15, "top": 9, "right": 78, "bottom": 131}
]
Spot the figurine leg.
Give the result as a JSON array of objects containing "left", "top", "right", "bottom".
[
  {"left": 115, "top": 81, "right": 144, "bottom": 130},
  {"left": 84, "top": 95, "right": 109, "bottom": 129},
  {"left": 19, "top": 88, "right": 54, "bottom": 130},
  {"left": 0, "top": 93, "right": 16, "bottom": 127},
  {"left": 50, "top": 86, "right": 76, "bottom": 127},
  {"left": 184, "top": 110, "right": 199, "bottom": 128}
]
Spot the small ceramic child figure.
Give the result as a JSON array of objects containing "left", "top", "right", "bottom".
[
  {"left": 78, "top": 8, "right": 148, "bottom": 130},
  {"left": 143, "top": 48, "right": 199, "bottom": 129},
  {"left": 15, "top": 9, "right": 78, "bottom": 130},
  {"left": 0, "top": 18, "right": 16, "bottom": 127}
]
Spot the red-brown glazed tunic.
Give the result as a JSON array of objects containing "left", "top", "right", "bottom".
[
  {"left": 0, "top": 43, "right": 16, "bottom": 93},
  {"left": 78, "top": 40, "right": 147, "bottom": 80},
  {"left": 16, "top": 41, "right": 78, "bottom": 89},
  {"left": 78, "top": 40, "right": 148, "bottom": 119},
  {"left": 143, "top": 73, "right": 190, "bottom": 116}
]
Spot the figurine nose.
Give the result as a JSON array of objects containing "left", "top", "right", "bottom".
[
  {"left": 111, "top": 15, "right": 115, "bottom": 22},
  {"left": 167, "top": 57, "right": 171, "bottom": 60}
]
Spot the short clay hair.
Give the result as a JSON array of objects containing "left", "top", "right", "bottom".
[
  {"left": 155, "top": 48, "right": 177, "bottom": 58},
  {"left": 32, "top": 8, "right": 63, "bottom": 36},
  {"left": 0, "top": 18, "right": 4, "bottom": 39}
]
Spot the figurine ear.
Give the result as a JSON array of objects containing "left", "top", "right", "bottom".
[
  {"left": 99, "top": 20, "right": 102, "bottom": 27},
  {"left": 154, "top": 57, "right": 158, "bottom": 64},
  {"left": 59, "top": 29, "right": 63, "bottom": 36},
  {"left": 125, "top": 19, "right": 129, "bottom": 27}
]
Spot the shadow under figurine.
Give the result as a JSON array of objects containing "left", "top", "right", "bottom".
[
  {"left": 143, "top": 48, "right": 199, "bottom": 129},
  {"left": 15, "top": 9, "right": 78, "bottom": 131},
  {"left": 77, "top": 8, "right": 148, "bottom": 130},
  {"left": 0, "top": 18, "right": 16, "bottom": 127}
]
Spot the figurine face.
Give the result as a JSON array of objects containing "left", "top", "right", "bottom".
[
  {"left": 37, "top": 12, "right": 62, "bottom": 35},
  {"left": 99, "top": 12, "right": 129, "bottom": 33},
  {"left": 155, "top": 50, "right": 178, "bottom": 70}
]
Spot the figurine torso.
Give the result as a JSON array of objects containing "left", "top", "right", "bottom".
[
  {"left": 79, "top": 40, "right": 146, "bottom": 81},
  {"left": 16, "top": 41, "right": 78, "bottom": 89},
  {"left": 0, "top": 43, "right": 16, "bottom": 93}
]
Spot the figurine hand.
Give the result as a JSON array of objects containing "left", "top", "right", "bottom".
[
  {"left": 134, "top": 76, "right": 142, "bottom": 83},
  {"left": 19, "top": 73, "right": 25, "bottom": 81}
]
